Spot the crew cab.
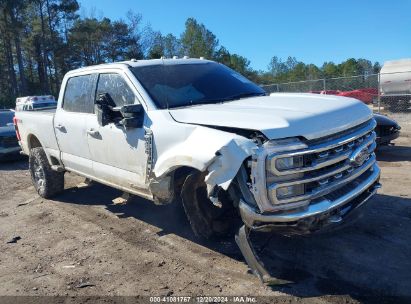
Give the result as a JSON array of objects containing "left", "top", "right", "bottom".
[{"left": 14, "top": 59, "right": 381, "bottom": 281}]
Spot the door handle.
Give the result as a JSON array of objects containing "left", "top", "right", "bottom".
[
  {"left": 55, "top": 124, "right": 65, "bottom": 131},
  {"left": 86, "top": 128, "right": 100, "bottom": 137}
]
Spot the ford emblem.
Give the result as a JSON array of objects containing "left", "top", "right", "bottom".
[{"left": 350, "top": 147, "right": 370, "bottom": 167}]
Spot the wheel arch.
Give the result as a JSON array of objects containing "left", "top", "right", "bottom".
[
  {"left": 26, "top": 134, "right": 59, "bottom": 166},
  {"left": 27, "top": 134, "right": 42, "bottom": 150}
]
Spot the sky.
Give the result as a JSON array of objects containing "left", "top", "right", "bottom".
[{"left": 78, "top": 0, "right": 411, "bottom": 71}]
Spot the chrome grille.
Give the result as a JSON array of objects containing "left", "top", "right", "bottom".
[
  {"left": 252, "top": 118, "right": 378, "bottom": 213},
  {"left": 268, "top": 123, "right": 376, "bottom": 177}
]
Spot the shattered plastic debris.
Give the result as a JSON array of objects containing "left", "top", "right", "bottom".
[
  {"left": 75, "top": 278, "right": 95, "bottom": 289},
  {"left": 6, "top": 236, "right": 21, "bottom": 244}
]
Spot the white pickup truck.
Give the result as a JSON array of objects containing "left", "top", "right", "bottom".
[{"left": 14, "top": 58, "right": 380, "bottom": 281}]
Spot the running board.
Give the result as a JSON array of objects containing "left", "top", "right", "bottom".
[{"left": 51, "top": 165, "right": 65, "bottom": 172}]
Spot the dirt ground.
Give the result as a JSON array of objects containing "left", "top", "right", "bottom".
[{"left": 0, "top": 135, "right": 410, "bottom": 303}]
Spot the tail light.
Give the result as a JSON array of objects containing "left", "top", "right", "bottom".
[{"left": 13, "top": 116, "right": 21, "bottom": 141}]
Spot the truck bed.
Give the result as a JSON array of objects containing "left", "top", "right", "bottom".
[{"left": 15, "top": 110, "right": 60, "bottom": 158}]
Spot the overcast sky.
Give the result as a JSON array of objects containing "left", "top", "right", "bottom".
[{"left": 79, "top": 0, "right": 411, "bottom": 70}]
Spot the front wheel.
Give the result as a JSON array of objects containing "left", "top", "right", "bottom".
[
  {"left": 29, "top": 147, "right": 64, "bottom": 198},
  {"left": 181, "top": 171, "right": 240, "bottom": 239}
]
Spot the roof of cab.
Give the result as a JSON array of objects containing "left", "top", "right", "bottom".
[{"left": 66, "top": 58, "right": 213, "bottom": 75}]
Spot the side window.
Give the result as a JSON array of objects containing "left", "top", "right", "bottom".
[
  {"left": 63, "top": 74, "right": 96, "bottom": 113},
  {"left": 96, "top": 73, "right": 136, "bottom": 107}
]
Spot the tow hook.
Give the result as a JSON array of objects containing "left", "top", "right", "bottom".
[{"left": 235, "top": 225, "right": 292, "bottom": 285}]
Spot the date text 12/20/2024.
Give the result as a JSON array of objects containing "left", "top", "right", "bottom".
[{"left": 149, "top": 296, "right": 257, "bottom": 303}]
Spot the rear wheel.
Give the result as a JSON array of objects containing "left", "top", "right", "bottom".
[
  {"left": 181, "top": 171, "right": 240, "bottom": 239},
  {"left": 29, "top": 147, "right": 64, "bottom": 198}
]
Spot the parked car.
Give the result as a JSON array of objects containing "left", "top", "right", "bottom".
[
  {"left": 0, "top": 110, "right": 21, "bottom": 161},
  {"left": 15, "top": 95, "right": 57, "bottom": 111},
  {"left": 374, "top": 113, "right": 401, "bottom": 146},
  {"left": 337, "top": 88, "right": 378, "bottom": 105},
  {"left": 14, "top": 59, "right": 380, "bottom": 282},
  {"left": 310, "top": 88, "right": 378, "bottom": 104},
  {"left": 309, "top": 90, "right": 341, "bottom": 95}
]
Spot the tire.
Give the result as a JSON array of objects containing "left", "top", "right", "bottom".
[
  {"left": 181, "top": 171, "right": 239, "bottom": 239},
  {"left": 29, "top": 147, "right": 64, "bottom": 198}
]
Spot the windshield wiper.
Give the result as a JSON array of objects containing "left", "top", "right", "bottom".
[
  {"left": 194, "top": 92, "right": 266, "bottom": 105},
  {"left": 223, "top": 92, "right": 266, "bottom": 101},
  {"left": 169, "top": 92, "right": 266, "bottom": 109}
]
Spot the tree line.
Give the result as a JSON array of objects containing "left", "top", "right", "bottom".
[{"left": 0, "top": 0, "right": 381, "bottom": 108}]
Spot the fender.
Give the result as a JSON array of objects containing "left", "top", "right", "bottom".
[{"left": 153, "top": 126, "right": 257, "bottom": 194}]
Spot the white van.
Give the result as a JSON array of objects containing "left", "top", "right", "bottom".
[
  {"left": 15, "top": 96, "right": 57, "bottom": 111},
  {"left": 380, "top": 58, "right": 411, "bottom": 111}
]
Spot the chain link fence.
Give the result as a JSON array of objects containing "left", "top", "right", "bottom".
[{"left": 261, "top": 72, "right": 411, "bottom": 134}]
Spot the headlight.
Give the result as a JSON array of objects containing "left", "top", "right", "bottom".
[
  {"left": 275, "top": 156, "right": 304, "bottom": 171},
  {"left": 267, "top": 183, "right": 308, "bottom": 210},
  {"left": 267, "top": 155, "right": 304, "bottom": 174},
  {"left": 265, "top": 138, "right": 306, "bottom": 174},
  {"left": 263, "top": 138, "right": 308, "bottom": 209},
  {"left": 276, "top": 184, "right": 305, "bottom": 199}
]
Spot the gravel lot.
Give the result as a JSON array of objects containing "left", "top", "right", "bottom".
[{"left": 0, "top": 135, "right": 410, "bottom": 303}]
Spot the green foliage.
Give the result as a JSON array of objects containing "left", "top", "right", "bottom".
[
  {"left": 0, "top": 2, "right": 382, "bottom": 109},
  {"left": 214, "top": 47, "right": 252, "bottom": 75},
  {"left": 180, "top": 18, "right": 218, "bottom": 59},
  {"left": 68, "top": 17, "right": 139, "bottom": 65},
  {"left": 265, "top": 56, "right": 381, "bottom": 85}
]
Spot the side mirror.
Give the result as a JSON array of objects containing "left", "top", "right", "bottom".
[
  {"left": 95, "top": 93, "right": 144, "bottom": 129},
  {"left": 115, "top": 104, "right": 144, "bottom": 129},
  {"left": 95, "top": 93, "right": 116, "bottom": 127}
]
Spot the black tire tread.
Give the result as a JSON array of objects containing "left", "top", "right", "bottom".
[
  {"left": 181, "top": 171, "right": 237, "bottom": 239},
  {"left": 29, "top": 147, "right": 64, "bottom": 198}
]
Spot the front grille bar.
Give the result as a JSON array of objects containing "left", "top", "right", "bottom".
[
  {"left": 269, "top": 154, "right": 376, "bottom": 204},
  {"left": 268, "top": 119, "right": 377, "bottom": 176},
  {"left": 251, "top": 118, "right": 378, "bottom": 213}
]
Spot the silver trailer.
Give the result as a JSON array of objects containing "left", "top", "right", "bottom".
[{"left": 380, "top": 58, "right": 411, "bottom": 111}]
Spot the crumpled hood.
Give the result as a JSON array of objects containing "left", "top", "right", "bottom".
[{"left": 169, "top": 93, "right": 373, "bottom": 140}]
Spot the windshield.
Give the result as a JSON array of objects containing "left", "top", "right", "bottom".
[
  {"left": 0, "top": 111, "right": 14, "bottom": 127},
  {"left": 130, "top": 62, "right": 265, "bottom": 109}
]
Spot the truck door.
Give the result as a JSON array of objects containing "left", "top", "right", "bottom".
[
  {"left": 86, "top": 72, "right": 148, "bottom": 191},
  {"left": 54, "top": 74, "right": 97, "bottom": 176}
]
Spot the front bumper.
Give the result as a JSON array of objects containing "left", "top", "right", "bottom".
[
  {"left": 239, "top": 163, "right": 381, "bottom": 233},
  {"left": 376, "top": 130, "right": 400, "bottom": 146}
]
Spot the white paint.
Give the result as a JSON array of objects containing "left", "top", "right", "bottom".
[
  {"left": 170, "top": 93, "right": 373, "bottom": 141},
  {"left": 15, "top": 59, "right": 373, "bottom": 207}
]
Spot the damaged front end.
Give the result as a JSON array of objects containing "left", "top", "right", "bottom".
[
  {"left": 231, "top": 120, "right": 381, "bottom": 283},
  {"left": 238, "top": 119, "right": 380, "bottom": 234},
  {"left": 150, "top": 120, "right": 381, "bottom": 284}
]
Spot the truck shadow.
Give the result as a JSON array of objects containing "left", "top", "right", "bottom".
[
  {"left": 376, "top": 145, "right": 411, "bottom": 162},
  {"left": 0, "top": 158, "right": 28, "bottom": 171},
  {"left": 55, "top": 183, "right": 411, "bottom": 301},
  {"left": 253, "top": 194, "right": 411, "bottom": 301}
]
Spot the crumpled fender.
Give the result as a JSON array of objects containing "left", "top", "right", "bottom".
[
  {"left": 153, "top": 126, "right": 256, "bottom": 194},
  {"left": 204, "top": 138, "right": 255, "bottom": 193}
]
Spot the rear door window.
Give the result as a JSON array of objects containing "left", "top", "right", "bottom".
[
  {"left": 96, "top": 73, "right": 137, "bottom": 107},
  {"left": 63, "top": 74, "right": 97, "bottom": 113}
]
